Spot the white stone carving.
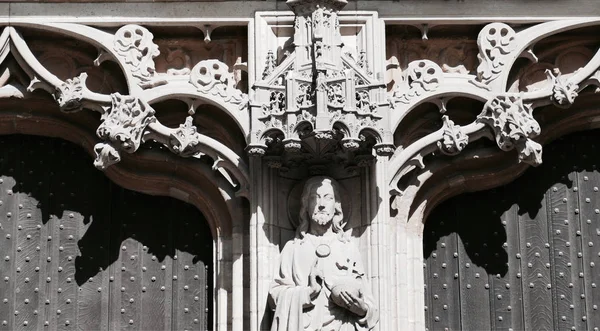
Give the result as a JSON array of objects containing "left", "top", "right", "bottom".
[
  {"left": 296, "top": 83, "right": 315, "bottom": 108},
  {"left": 355, "top": 90, "right": 375, "bottom": 114},
  {"left": 546, "top": 68, "right": 579, "bottom": 108},
  {"left": 475, "top": 23, "right": 516, "bottom": 86},
  {"left": 437, "top": 115, "right": 468, "bottom": 156},
  {"left": 262, "top": 91, "right": 286, "bottom": 116},
  {"left": 97, "top": 93, "right": 156, "bottom": 154},
  {"left": 356, "top": 50, "right": 372, "bottom": 76},
  {"left": 190, "top": 59, "right": 248, "bottom": 109},
  {"left": 250, "top": 0, "right": 393, "bottom": 164},
  {"left": 327, "top": 82, "right": 345, "bottom": 108},
  {"left": 168, "top": 116, "right": 203, "bottom": 158},
  {"left": 93, "top": 142, "right": 121, "bottom": 170},
  {"left": 263, "top": 50, "right": 277, "bottom": 79},
  {"left": 113, "top": 25, "right": 160, "bottom": 86},
  {"left": 394, "top": 60, "right": 443, "bottom": 104},
  {"left": 477, "top": 95, "right": 542, "bottom": 165},
  {"left": 270, "top": 177, "right": 379, "bottom": 331},
  {"left": 54, "top": 72, "right": 87, "bottom": 112}
]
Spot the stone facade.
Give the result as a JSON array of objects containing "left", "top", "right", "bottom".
[{"left": 0, "top": 1, "right": 599, "bottom": 330}]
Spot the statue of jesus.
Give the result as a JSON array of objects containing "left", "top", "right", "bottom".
[{"left": 269, "top": 176, "right": 379, "bottom": 331}]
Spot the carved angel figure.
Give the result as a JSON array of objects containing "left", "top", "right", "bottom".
[{"left": 269, "top": 177, "right": 379, "bottom": 331}]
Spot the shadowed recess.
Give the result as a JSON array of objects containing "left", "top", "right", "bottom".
[{"left": 0, "top": 134, "right": 213, "bottom": 330}]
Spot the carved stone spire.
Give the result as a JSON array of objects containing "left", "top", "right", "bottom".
[
  {"left": 286, "top": 0, "right": 348, "bottom": 16},
  {"left": 288, "top": 0, "right": 346, "bottom": 71},
  {"left": 248, "top": 2, "right": 395, "bottom": 172}
]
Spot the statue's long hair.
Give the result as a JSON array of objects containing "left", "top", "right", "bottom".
[{"left": 296, "top": 176, "right": 347, "bottom": 240}]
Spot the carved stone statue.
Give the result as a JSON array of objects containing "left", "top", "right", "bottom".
[{"left": 269, "top": 176, "right": 379, "bottom": 331}]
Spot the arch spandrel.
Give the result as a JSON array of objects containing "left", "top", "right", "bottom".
[
  {"left": 387, "top": 19, "right": 600, "bottom": 211},
  {"left": 0, "top": 98, "right": 238, "bottom": 238}
]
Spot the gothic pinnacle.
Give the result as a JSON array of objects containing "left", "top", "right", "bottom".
[{"left": 287, "top": 0, "right": 348, "bottom": 15}]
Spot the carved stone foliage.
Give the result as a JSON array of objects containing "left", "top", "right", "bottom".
[
  {"left": 327, "top": 82, "right": 345, "bottom": 108},
  {"left": 437, "top": 115, "right": 468, "bottom": 156},
  {"left": 168, "top": 116, "right": 203, "bottom": 158},
  {"left": 393, "top": 60, "right": 443, "bottom": 104},
  {"left": 385, "top": 36, "right": 479, "bottom": 91},
  {"left": 97, "top": 93, "right": 156, "bottom": 153},
  {"left": 263, "top": 50, "right": 277, "bottom": 79},
  {"left": 93, "top": 93, "right": 155, "bottom": 169},
  {"left": 355, "top": 90, "right": 375, "bottom": 114},
  {"left": 114, "top": 25, "right": 160, "bottom": 85},
  {"left": 262, "top": 90, "right": 286, "bottom": 116},
  {"left": 296, "top": 83, "right": 315, "bottom": 108},
  {"left": 356, "top": 50, "right": 372, "bottom": 76},
  {"left": 190, "top": 59, "right": 248, "bottom": 109},
  {"left": 477, "top": 95, "right": 542, "bottom": 165},
  {"left": 54, "top": 72, "right": 87, "bottom": 112},
  {"left": 546, "top": 68, "right": 578, "bottom": 108},
  {"left": 474, "top": 23, "right": 516, "bottom": 86}
]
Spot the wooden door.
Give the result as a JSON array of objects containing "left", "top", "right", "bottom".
[
  {"left": 0, "top": 135, "right": 213, "bottom": 331},
  {"left": 425, "top": 130, "right": 600, "bottom": 331}
]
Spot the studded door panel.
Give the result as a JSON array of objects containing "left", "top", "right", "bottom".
[
  {"left": 0, "top": 135, "right": 212, "bottom": 331},
  {"left": 425, "top": 131, "right": 600, "bottom": 331}
]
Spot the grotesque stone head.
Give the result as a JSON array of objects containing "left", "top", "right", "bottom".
[{"left": 297, "top": 176, "right": 345, "bottom": 238}]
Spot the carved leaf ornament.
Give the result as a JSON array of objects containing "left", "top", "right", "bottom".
[
  {"left": 190, "top": 59, "right": 248, "bottom": 109},
  {"left": 114, "top": 25, "right": 160, "bottom": 84},
  {"left": 55, "top": 73, "right": 87, "bottom": 112},
  {"left": 437, "top": 115, "right": 468, "bottom": 156},
  {"left": 546, "top": 68, "right": 579, "bottom": 108},
  {"left": 168, "top": 116, "right": 204, "bottom": 158},
  {"left": 97, "top": 93, "right": 156, "bottom": 154},
  {"left": 0, "top": 23, "right": 258, "bottom": 196},
  {"left": 395, "top": 60, "right": 443, "bottom": 104},
  {"left": 477, "top": 95, "right": 542, "bottom": 165},
  {"left": 385, "top": 19, "right": 600, "bottom": 199},
  {"left": 475, "top": 23, "right": 516, "bottom": 85}
]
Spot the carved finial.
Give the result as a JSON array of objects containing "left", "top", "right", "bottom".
[
  {"left": 262, "top": 50, "right": 277, "bottom": 79},
  {"left": 437, "top": 115, "right": 468, "bottom": 156},
  {"left": 546, "top": 68, "right": 578, "bottom": 108},
  {"left": 286, "top": 0, "right": 348, "bottom": 15},
  {"left": 357, "top": 50, "right": 372, "bottom": 76},
  {"left": 55, "top": 73, "right": 87, "bottom": 112}
]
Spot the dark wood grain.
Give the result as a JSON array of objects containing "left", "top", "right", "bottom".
[
  {"left": 424, "top": 130, "right": 600, "bottom": 330},
  {"left": 0, "top": 135, "right": 213, "bottom": 331}
]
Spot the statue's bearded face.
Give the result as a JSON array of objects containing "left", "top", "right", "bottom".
[{"left": 307, "top": 182, "right": 337, "bottom": 226}]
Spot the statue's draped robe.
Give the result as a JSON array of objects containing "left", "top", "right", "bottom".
[{"left": 269, "top": 233, "right": 379, "bottom": 331}]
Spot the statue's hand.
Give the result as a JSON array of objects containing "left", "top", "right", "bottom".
[
  {"left": 339, "top": 289, "right": 368, "bottom": 317},
  {"left": 308, "top": 260, "right": 323, "bottom": 299}
]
